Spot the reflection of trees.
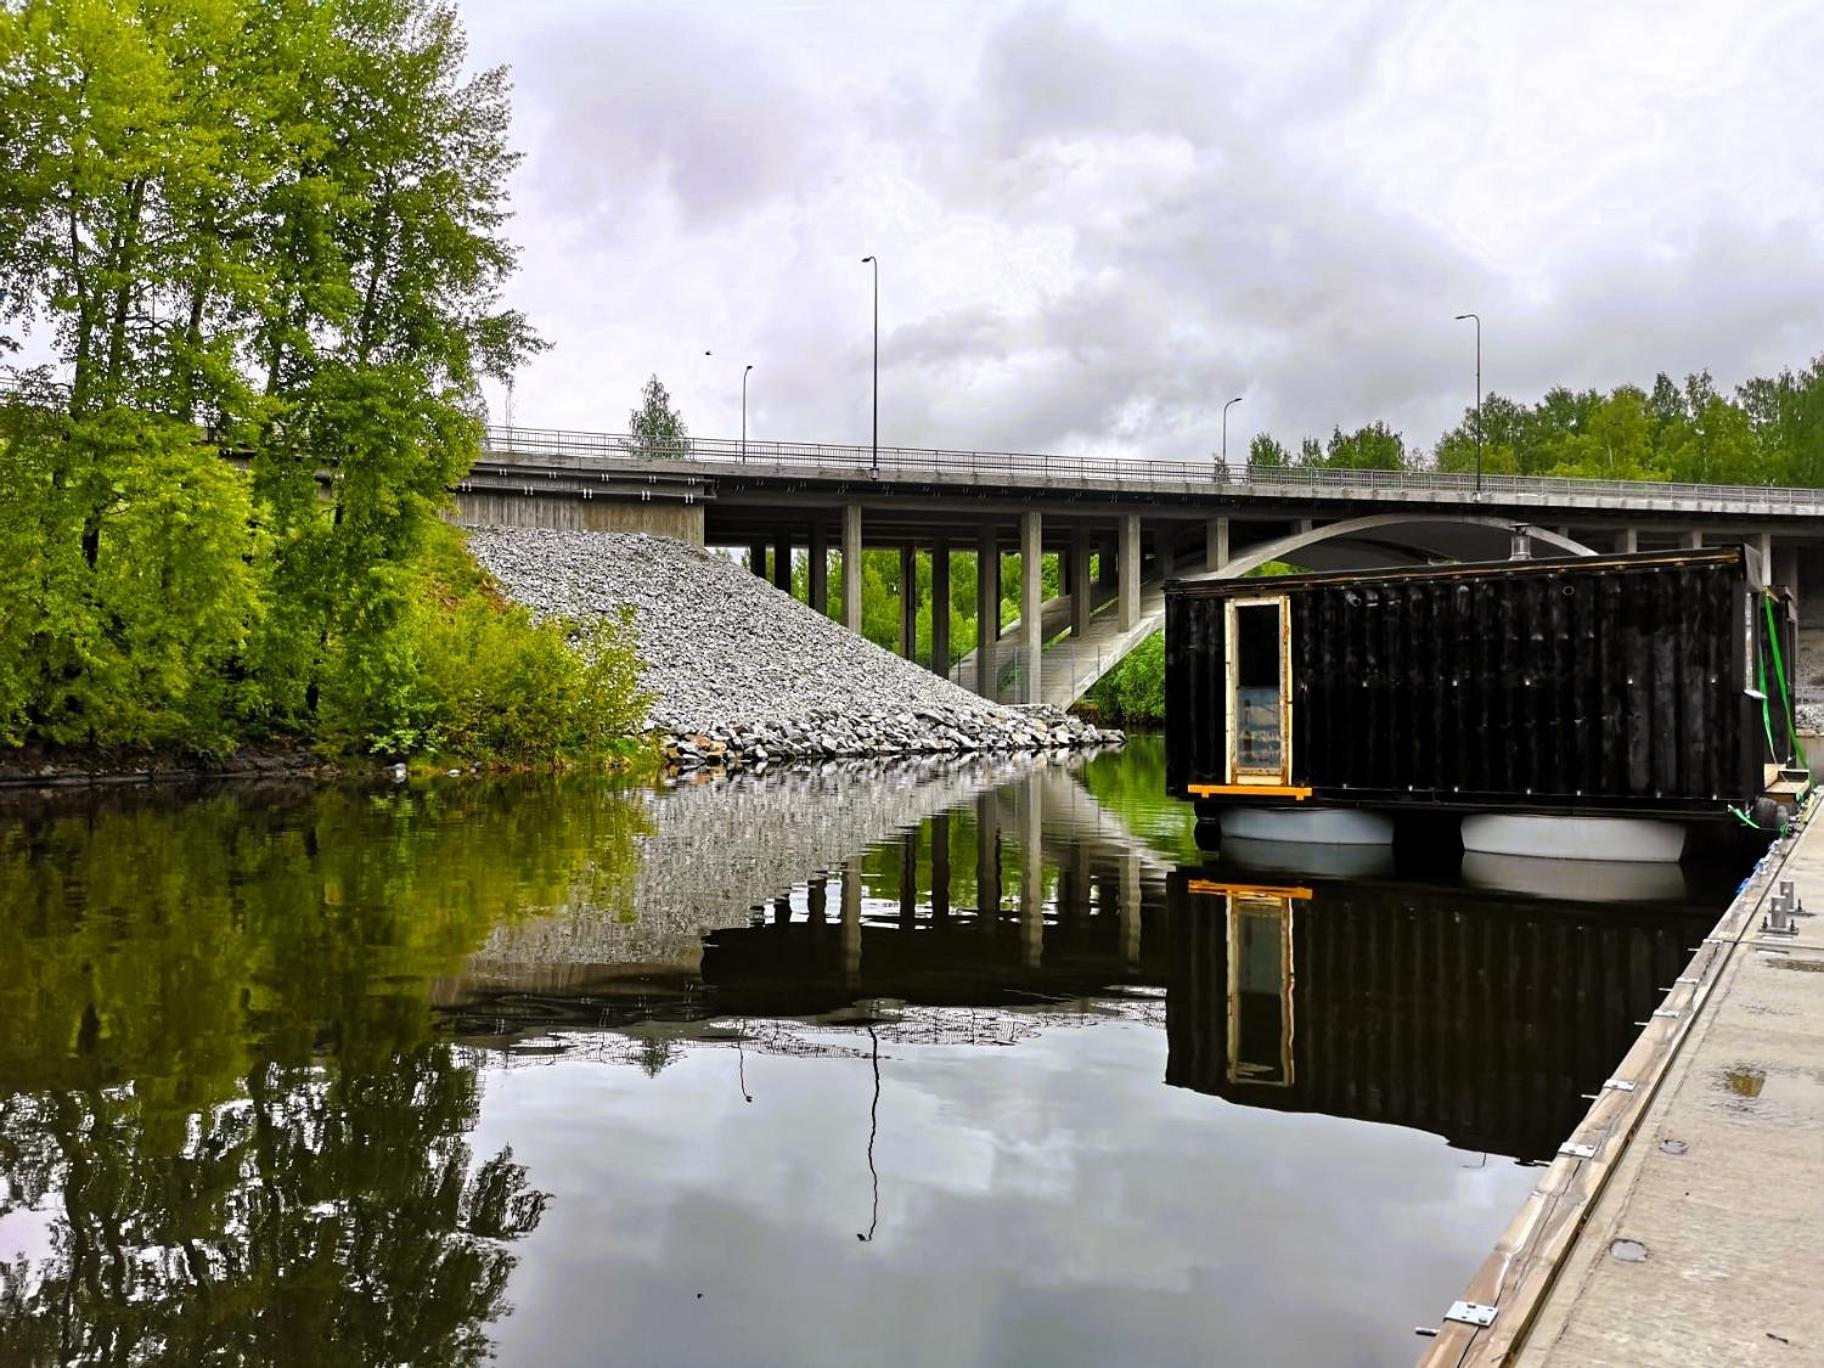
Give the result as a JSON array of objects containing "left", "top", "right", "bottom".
[{"left": 0, "top": 778, "right": 646, "bottom": 1364}]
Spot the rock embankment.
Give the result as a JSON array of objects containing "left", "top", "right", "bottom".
[{"left": 465, "top": 527, "right": 1119, "bottom": 764}]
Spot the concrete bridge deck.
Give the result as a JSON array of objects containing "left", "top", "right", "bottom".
[
  {"left": 458, "top": 423, "right": 1824, "bottom": 708},
  {"left": 1421, "top": 801, "right": 1824, "bottom": 1365}
]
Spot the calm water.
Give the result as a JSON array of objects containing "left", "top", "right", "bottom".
[{"left": 0, "top": 738, "right": 1736, "bottom": 1367}]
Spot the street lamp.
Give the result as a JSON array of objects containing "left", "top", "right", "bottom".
[
  {"left": 862, "top": 255, "right": 878, "bottom": 477},
  {"left": 1222, "top": 395, "right": 1243, "bottom": 468},
  {"left": 1454, "top": 313, "right": 1483, "bottom": 495},
  {"left": 742, "top": 363, "right": 754, "bottom": 463}
]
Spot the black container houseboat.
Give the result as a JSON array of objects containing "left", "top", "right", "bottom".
[{"left": 1163, "top": 545, "right": 1805, "bottom": 858}]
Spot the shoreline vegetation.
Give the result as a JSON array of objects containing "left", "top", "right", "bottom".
[{"left": 0, "top": 0, "right": 650, "bottom": 774}]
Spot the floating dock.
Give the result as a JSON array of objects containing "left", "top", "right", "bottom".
[{"left": 1419, "top": 795, "right": 1824, "bottom": 1364}]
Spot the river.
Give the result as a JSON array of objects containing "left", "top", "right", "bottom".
[{"left": 0, "top": 737, "right": 1741, "bottom": 1366}]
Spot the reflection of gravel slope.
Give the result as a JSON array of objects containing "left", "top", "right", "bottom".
[
  {"left": 465, "top": 527, "right": 1115, "bottom": 757},
  {"left": 461, "top": 752, "right": 1070, "bottom": 979}
]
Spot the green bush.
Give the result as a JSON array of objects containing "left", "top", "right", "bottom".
[{"left": 1087, "top": 631, "right": 1165, "bottom": 726}]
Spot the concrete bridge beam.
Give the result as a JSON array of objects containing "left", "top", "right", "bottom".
[
  {"left": 977, "top": 526, "right": 999, "bottom": 700},
  {"left": 1119, "top": 514, "right": 1141, "bottom": 632},
  {"left": 1021, "top": 510, "right": 1043, "bottom": 704},
  {"left": 809, "top": 522, "right": 828, "bottom": 614},
  {"left": 842, "top": 504, "right": 863, "bottom": 633}
]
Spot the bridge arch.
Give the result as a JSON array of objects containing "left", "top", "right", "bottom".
[{"left": 1200, "top": 513, "right": 1598, "bottom": 581}]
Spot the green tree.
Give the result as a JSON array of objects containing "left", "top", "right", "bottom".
[
  {"left": 1247, "top": 433, "right": 1289, "bottom": 468},
  {"left": 627, "top": 373, "right": 689, "bottom": 458},
  {"left": 1321, "top": 421, "right": 1406, "bottom": 470}
]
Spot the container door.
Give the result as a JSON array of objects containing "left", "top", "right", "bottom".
[{"left": 1225, "top": 596, "right": 1292, "bottom": 785}]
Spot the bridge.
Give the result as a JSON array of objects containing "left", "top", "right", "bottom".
[{"left": 459, "top": 424, "right": 1824, "bottom": 706}]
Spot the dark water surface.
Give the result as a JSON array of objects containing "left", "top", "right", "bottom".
[{"left": 0, "top": 738, "right": 1737, "bottom": 1366}]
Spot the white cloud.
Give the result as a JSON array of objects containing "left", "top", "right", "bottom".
[{"left": 462, "top": 0, "right": 1824, "bottom": 460}]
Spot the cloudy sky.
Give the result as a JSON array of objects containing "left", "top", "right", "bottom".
[{"left": 460, "top": 0, "right": 1824, "bottom": 462}]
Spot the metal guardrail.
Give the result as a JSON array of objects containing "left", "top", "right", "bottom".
[{"left": 480, "top": 424, "right": 1824, "bottom": 515}]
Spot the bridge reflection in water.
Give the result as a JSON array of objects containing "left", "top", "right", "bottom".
[{"left": 445, "top": 771, "right": 1721, "bottom": 1166}]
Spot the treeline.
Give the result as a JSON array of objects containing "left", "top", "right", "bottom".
[
  {"left": 1246, "top": 359, "right": 1824, "bottom": 486},
  {"left": 0, "top": 0, "right": 644, "bottom": 763}
]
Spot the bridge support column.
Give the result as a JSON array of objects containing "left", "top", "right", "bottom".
[
  {"left": 1154, "top": 528, "right": 1175, "bottom": 582},
  {"left": 809, "top": 522, "right": 828, "bottom": 614},
  {"left": 899, "top": 545, "right": 918, "bottom": 661},
  {"left": 1206, "top": 517, "right": 1230, "bottom": 573},
  {"left": 1096, "top": 541, "right": 1116, "bottom": 590},
  {"left": 772, "top": 532, "right": 792, "bottom": 594},
  {"left": 749, "top": 542, "right": 767, "bottom": 577},
  {"left": 1070, "top": 528, "right": 1092, "bottom": 637},
  {"left": 1020, "top": 510, "right": 1042, "bottom": 704},
  {"left": 1118, "top": 514, "right": 1141, "bottom": 633},
  {"left": 976, "top": 526, "right": 998, "bottom": 699},
  {"left": 1680, "top": 530, "right": 1704, "bottom": 550},
  {"left": 931, "top": 537, "right": 950, "bottom": 674},
  {"left": 1751, "top": 531, "right": 1773, "bottom": 588},
  {"left": 1616, "top": 528, "right": 1639, "bottom": 554},
  {"left": 842, "top": 504, "right": 863, "bottom": 633}
]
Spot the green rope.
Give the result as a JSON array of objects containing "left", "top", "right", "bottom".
[{"left": 1762, "top": 593, "right": 1809, "bottom": 774}]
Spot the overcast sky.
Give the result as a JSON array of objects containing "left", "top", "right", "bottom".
[{"left": 460, "top": 0, "right": 1824, "bottom": 461}]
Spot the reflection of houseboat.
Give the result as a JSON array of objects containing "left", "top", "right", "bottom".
[
  {"left": 1162, "top": 873, "right": 1712, "bottom": 1161},
  {"left": 1163, "top": 546, "right": 1805, "bottom": 857}
]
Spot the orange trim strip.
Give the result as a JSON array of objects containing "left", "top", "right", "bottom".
[
  {"left": 1188, "top": 783, "right": 1313, "bottom": 799},
  {"left": 1188, "top": 879, "right": 1313, "bottom": 900}
]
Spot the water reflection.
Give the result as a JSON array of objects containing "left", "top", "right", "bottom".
[{"left": 0, "top": 747, "right": 1741, "bottom": 1367}]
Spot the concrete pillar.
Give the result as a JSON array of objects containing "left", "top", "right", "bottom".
[
  {"left": 807, "top": 875, "right": 827, "bottom": 926},
  {"left": 931, "top": 537, "right": 950, "bottom": 674},
  {"left": 899, "top": 544, "right": 918, "bottom": 661},
  {"left": 977, "top": 526, "right": 998, "bottom": 699},
  {"left": 809, "top": 522, "right": 828, "bottom": 614},
  {"left": 772, "top": 532, "right": 792, "bottom": 594},
  {"left": 1020, "top": 773, "right": 1043, "bottom": 968},
  {"left": 1680, "top": 530, "right": 1704, "bottom": 550},
  {"left": 1777, "top": 546, "right": 1802, "bottom": 604},
  {"left": 841, "top": 859, "right": 862, "bottom": 987},
  {"left": 1296, "top": 518, "right": 1315, "bottom": 535},
  {"left": 1616, "top": 527, "right": 1639, "bottom": 554},
  {"left": 1752, "top": 531, "right": 1774, "bottom": 588},
  {"left": 1118, "top": 514, "right": 1141, "bottom": 632},
  {"left": 898, "top": 828, "right": 919, "bottom": 927},
  {"left": 1096, "top": 541, "right": 1116, "bottom": 589},
  {"left": 1020, "top": 510, "right": 1042, "bottom": 705},
  {"left": 1206, "top": 517, "right": 1230, "bottom": 574},
  {"left": 842, "top": 503, "right": 863, "bottom": 632},
  {"left": 1069, "top": 527, "right": 1092, "bottom": 637},
  {"left": 749, "top": 542, "right": 767, "bottom": 576},
  {"left": 1155, "top": 528, "right": 1175, "bottom": 582}
]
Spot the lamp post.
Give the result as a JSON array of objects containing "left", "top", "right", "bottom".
[
  {"left": 1222, "top": 395, "right": 1243, "bottom": 467},
  {"left": 862, "top": 255, "right": 878, "bottom": 476},
  {"left": 742, "top": 363, "right": 753, "bottom": 462},
  {"left": 1454, "top": 312, "right": 1483, "bottom": 495}
]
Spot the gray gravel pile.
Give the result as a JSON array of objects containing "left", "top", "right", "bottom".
[{"left": 465, "top": 527, "right": 1121, "bottom": 763}]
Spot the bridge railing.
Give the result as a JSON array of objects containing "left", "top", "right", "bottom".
[{"left": 478, "top": 424, "right": 1824, "bottom": 514}]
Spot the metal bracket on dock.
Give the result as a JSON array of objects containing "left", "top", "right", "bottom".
[
  {"left": 1652, "top": 1007, "right": 1682, "bottom": 1019},
  {"left": 1763, "top": 880, "right": 1803, "bottom": 936},
  {"left": 1558, "top": 1141, "right": 1598, "bottom": 1160},
  {"left": 1444, "top": 1301, "right": 1499, "bottom": 1329},
  {"left": 1602, "top": 1079, "right": 1638, "bottom": 1093}
]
